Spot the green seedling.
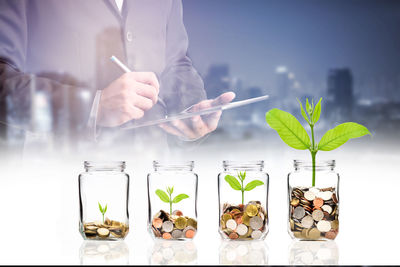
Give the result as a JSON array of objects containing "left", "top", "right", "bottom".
[
  {"left": 265, "top": 97, "right": 371, "bottom": 186},
  {"left": 224, "top": 171, "right": 264, "bottom": 205},
  {"left": 98, "top": 202, "right": 107, "bottom": 223},
  {"left": 155, "top": 186, "right": 189, "bottom": 214}
]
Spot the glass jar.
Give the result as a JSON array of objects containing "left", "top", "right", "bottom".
[
  {"left": 218, "top": 160, "right": 269, "bottom": 240},
  {"left": 79, "top": 161, "right": 130, "bottom": 240},
  {"left": 147, "top": 161, "right": 198, "bottom": 240},
  {"left": 288, "top": 160, "right": 339, "bottom": 240}
]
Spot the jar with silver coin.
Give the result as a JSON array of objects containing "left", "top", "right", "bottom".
[
  {"left": 218, "top": 160, "right": 269, "bottom": 240},
  {"left": 288, "top": 160, "right": 339, "bottom": 240},
  {"left": 148, "top": 161, "right": 198, "bottom": 240},
  {"left": 79, "top": 161, "right": 130, "bottom": 240}
]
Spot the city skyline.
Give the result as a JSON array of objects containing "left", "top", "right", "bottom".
[{"left": 183, "top": 0, "right": 400, "bottom": 102}]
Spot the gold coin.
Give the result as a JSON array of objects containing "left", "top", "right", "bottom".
[
  {"left": 242, "top": 213, "right": 251, "bottom": 226},
  {"left": 291, "top": 198, "right": 300, "bottom": 207},
  {"left": 331, "top": 220, "right": 339, "bottom": 230},
  {"left": 111, "top": 220, "right": 121, "bottom": 227},
  {"left": 175, "top": 217, "right": 187, "bottom": 229},
  {"left": 222, "top": 213, "right": 232, "bottom": 222},
  {"left": 290, "top": 219, "right": 294, "bottom": 230},
  {"left": 245, "top": 204, "right": 258, "bottom": 217},
  {"left": 187, "top": 218, "right": 197, "bottom": 229},
  {"left": 97, "top": 228, "right": 110, "bottom": 238},
  {"left": 308, "top": 228, "right": 321, "bottom": 240},
  {"left": 293, "top": 231, "right": 302, "bottom": 238}
]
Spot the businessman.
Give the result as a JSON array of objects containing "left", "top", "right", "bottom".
[{"left": 0, "top": 0, "right": 235, "bottom": 155}]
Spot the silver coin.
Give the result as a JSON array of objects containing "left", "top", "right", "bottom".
[
  {"left": 301, "top": 215, "right": 314, "bottom": 228},
  {"left": 321, "top": 205, "right": 332, "bottom": 214},
  {"left": 321, "top": 191, "right": 333, "bottom": 201},
  {"left": 236, "top": 224, "right": 248, "bottom": 236},
  {"left": 304, "top": 191, "right": 316, "bottom": 201},
  {"left": 312, "top": 209, "right": 324, "bottom": 221},
  {"left": 226, "top": 219, "right": 237, "bottom": 230},
  {"left": 171, "top": 229, "right": 183, "bottom": 239},
  {"left": 316, "top": 220, "right": 331, "bottom": 232},
  {"left": 249, "top": 216, "right": 263, "bottom": 230},
  {"left": 309, "top": 187, "right": 320, "bottom": 194},
  {"left": 293, "top": 206, "right": 306, "bottom": 220},
  {"left": 251, "top": 230, "right": 262, "bottom": 239},
  {"left": 161, "top": 221, "right": 174, "bottom": 233}
]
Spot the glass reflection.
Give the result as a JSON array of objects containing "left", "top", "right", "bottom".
[
  {"left": 289, "top": 240, "right": 339, "bottom": 265},
  {"left": 219, "top": 240, "right": 269, "bottom": 265},
  {"left": 79, "top": 240, "right": 129, "bottom": 265},
  {"left": 149, "top": 240, "right": 197, "bottom": 265}
]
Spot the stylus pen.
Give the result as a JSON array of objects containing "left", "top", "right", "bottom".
[{"left": 110, "top": 55, "right": 166, "bottom": 108}]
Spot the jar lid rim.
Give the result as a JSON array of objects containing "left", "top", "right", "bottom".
[{"left": 294, "top": 160, "right": 335, "bottom": 167}]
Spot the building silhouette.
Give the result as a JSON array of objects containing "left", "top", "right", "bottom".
[{"left": 326, "top": 68, "right": 354, "bottom": 121}]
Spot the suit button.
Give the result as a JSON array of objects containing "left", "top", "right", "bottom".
[{"left": 126, "top": 31, "right": 133, "bottom": 42}]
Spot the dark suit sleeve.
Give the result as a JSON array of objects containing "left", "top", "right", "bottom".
[
  {"left": 159, "top": 0, "right": 207, "bottom": 115},
  {"left": 0, "top": 0, "right": 94, "bottom": 138}
]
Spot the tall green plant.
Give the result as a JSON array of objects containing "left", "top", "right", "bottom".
[{"left": 265, "top": 98, "right": 371, "bottom": 186}]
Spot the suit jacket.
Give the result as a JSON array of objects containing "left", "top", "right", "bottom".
[{"left": 0, "top": 0, "right": 206, "bottom": 155}]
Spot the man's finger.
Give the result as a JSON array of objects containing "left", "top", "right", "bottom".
[
  {"left": 170, "top": 119, "right": 198, "bottom": 139},
  {"left": 159, "top": 123, "right": 184, "bottom": 138},
  {"left": 131, "top": 72, "right": 160, "bottom": 93},
  {"left": 202, "top": 110, "right": 222, "bottom": 131},
  {"left": 131, "top": 94, "right": 154, "bottom": 111},
  {"left": 191, "top": 115, "right": 209, "bottom": 136},
  {"left": 210, "top": 91, "right": 236, "bottom": 106},
  {"left": 134, "top": 82, "right": 158, "bottom": 104}
]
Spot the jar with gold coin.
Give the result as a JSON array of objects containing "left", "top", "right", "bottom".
[
  {"left": 79, "top": 161, "right": 130, "bottom": 240},
  {"left": 148, "top": 161, "right": 198, "bottom": 240},
  {"left": 288, "top": 160, "right": 340, "bottom": 240},
  {"left": 218, "top": 160, "right": 269, "bottom": 240}
]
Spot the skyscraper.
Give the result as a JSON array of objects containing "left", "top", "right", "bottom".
[{"left": 326, "top": 68, "right": 354, "bottom": 120}]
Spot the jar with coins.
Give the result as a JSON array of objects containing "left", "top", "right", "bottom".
[
  {"left": 78, "top": 161, "right": 130, "bottom": 240},
  {"left": 148, "top": 161, "right": 198, "bottom": 240},
  {"left": 288, "top": 160, "right": 339, "bottom": 240},
  {"left": 218, "top": 160, "right": 269, "bottom": 240}
]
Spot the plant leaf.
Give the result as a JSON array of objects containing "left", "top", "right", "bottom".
[
  {"left": 306, "top": 98, "right": 312, "bottom": 114},
  {"left": 312, "top": 98, "right": 322, "bottom": 124},
  {"left": 98, "top": 202, "right": 103, "bottom": 213},
  {"left": 172, "top": 194, "right": 189, "bottom": 203},
  {"left": 156, "top": 189, "right": 170, "bottom": 203},
  {"left": 104, "top": 204, "right": 107, "bottom": 214},
  {"left": 265, "top": 108, "right": 311, "bottom": 150},
  {"left": 297, "top": 98, "right": 310, "bottom": 123},
  {"left": 318, "top": 122, "right": 371, "bottom": 151},
  {"left": 171, "top": 186, "right": 174, "bottom": 195},
  {"left": 244, "top": 180, "right": 264, "bottom": 191},
  {"left": 224, "top": 175, "right": 242, "bottom": 191}
]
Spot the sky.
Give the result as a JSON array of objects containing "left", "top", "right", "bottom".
[{"left": 182, "top": 0, "right": 400, "bottom": 97}]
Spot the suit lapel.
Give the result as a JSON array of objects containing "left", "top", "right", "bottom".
[{"left": 103, "top": 0, "right": 123, "bottom": 22}]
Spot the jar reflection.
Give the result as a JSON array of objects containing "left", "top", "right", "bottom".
[
  {"left": 289, "top": 240, "right": 339, "bottom": 265},
  {"left": 219, "top": 240, "right": 268, "bottom": 265},
  {"left": 149, "top": 239, "right": 197, "bottom": 265},
  {"left": 79, "top": 240, "right": 129, "bottom": 265}
]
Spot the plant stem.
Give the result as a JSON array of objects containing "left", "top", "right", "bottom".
[
  {"left": 102, "top": 214, "right": 104, "bottom": 223},
  {"left": 241, "top": 179, "right": 244, "bottom": 205},
  {"left": 169, "top": 191, "right": 173, "bottom": 214},
  {"left": 310, "top": 124, "right": 317, "bottom": 187}
]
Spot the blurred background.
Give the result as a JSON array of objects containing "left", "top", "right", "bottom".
[{"left": 1, "top": 0, "right": 399, "bottom": 157}]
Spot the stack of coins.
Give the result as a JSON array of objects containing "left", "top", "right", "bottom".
[
  {"left": 289, "top": 186, "right": 339, "bottom": 240},
  {"left": 220, "top": 201, "right": 268, "bottom": 240},
  {"left": 82, "top": 218, "right": 129, "bottom": 240},
  {"left": 151, "top": 210, "right": 197, "bottom": 240}
]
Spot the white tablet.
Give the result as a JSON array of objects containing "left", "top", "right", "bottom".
[{"left": 120, "top": 95, "right": 269, "bottom": 130}]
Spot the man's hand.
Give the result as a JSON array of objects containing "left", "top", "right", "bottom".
[
  {"left": 97, "top": 72, "right": 159, "bottom": 127},
  {"left": 159, "top": 92, "right": 236, "bottom": 140}
]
